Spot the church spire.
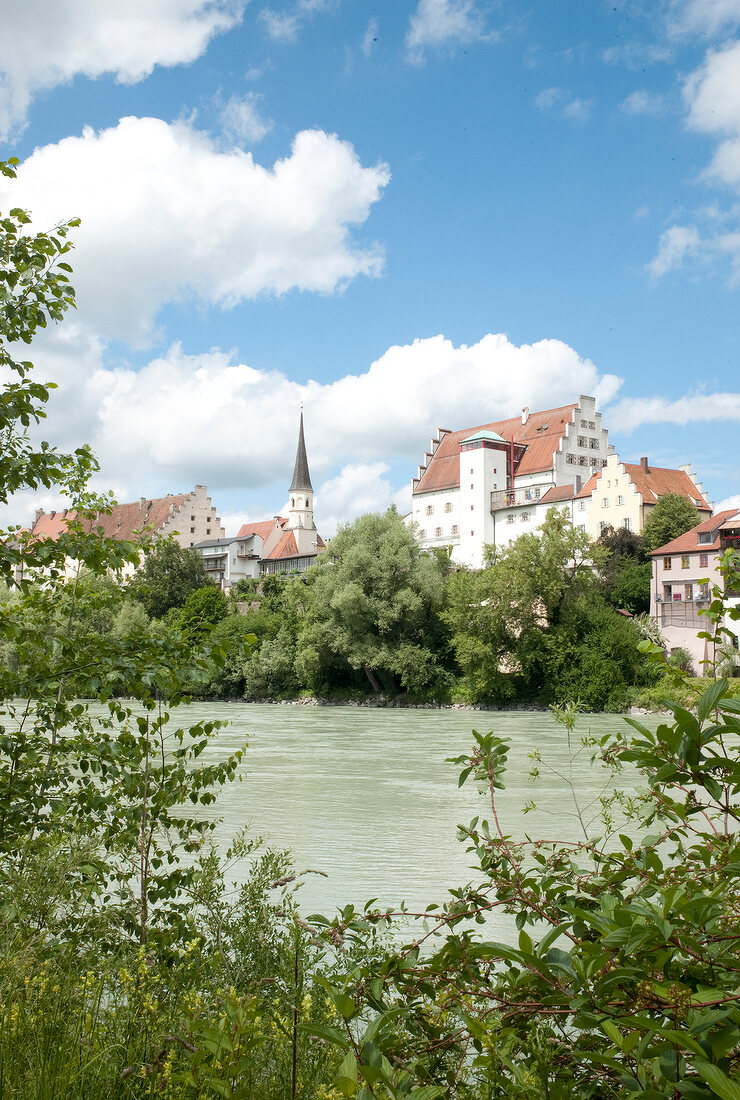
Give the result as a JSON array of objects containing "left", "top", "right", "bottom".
[{"left": 289, "top": 408, "right": 313, "bottom": 492}]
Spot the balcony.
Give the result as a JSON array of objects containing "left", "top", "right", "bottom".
[{"left": 490, "top": 486, "right": 549, "bottom": 512}]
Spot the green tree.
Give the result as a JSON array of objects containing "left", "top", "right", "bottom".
[
  {"left": 642, "top": 492, "right": 702, "bottom": 553},
  {"left": 131, "top": 537, "right": 211, "bottom": 619},
  {"left": 296, "top": 507, "right": 450, "bottom": 696},
  {"left": 176, "top": 583, "right": 228, "bottom": 643},
  {"left": 445, "top": 508, "right": 603, "bottom": 701}
]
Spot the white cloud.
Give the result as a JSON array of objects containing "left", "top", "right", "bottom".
[
  {"left": 0, "top": 117, "right": 390, "bottom": 344},
  {"left": 535, "top": 87, "right": 593, "bottom": 122},
  {"left": 717, "top": 493, "right": 740, "bottom": 513},
  {"left": 602, "top": 42, "right": 673, "bottom": 68},
  {"left": 260, "top": 0, "right": 335, "bottom": 42},
  {"left": 13, "top": 331, "right": 623, "bottom": 522},
  {"left": 620, "top": 89, "right": 666, "bottom": 116},
  {"left": 317, "top": 463, "right": 396, "bottom": 533},
  {"left": 405, "top": 0, "right": 494, "bottom": 64},
  {"left": 362, "top": 18, "right": 379, "bottom": 58},
  {"left": 607, "top": 392, "right": 740, "bottom": 433},
  {"left": 667, "top": 0, "right": 740, "bottom": 37},
  {"left": 648, "top": 224, "right": 702, "bottom": 277},
  {"left": 0, "top": 0, "right": 246, "bottom": 140},
  {"left": 220, "top": 92, "right": 272, "bottom": 142}
]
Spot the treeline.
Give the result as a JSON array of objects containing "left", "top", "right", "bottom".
[{"left": 4, "top": 505, "right": 664, "bottom": 712}]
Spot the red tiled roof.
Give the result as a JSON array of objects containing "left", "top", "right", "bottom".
[
  {"left": 31, "top": 494, "right": 192, "bottom": 542},
  {"left": 625, "top": 463, "right": 711, "bottom": 509},
  {"left": 651, "top": 509, "right": 739, "bottom": 556},
  {"left": 414, "top": 403, "right": 578, "bottom": 494},
  {"left": 237, "top": 518, "right": 286, "bottom": 540},
  {"left": 540, "top": 483, "right": 575, "bottom": 504},
  {"left": 264, "top": 530, "right": 326, "bottom": 561},
  {"left": 575, "top": 462, "right": 712, "bottom": 511}
]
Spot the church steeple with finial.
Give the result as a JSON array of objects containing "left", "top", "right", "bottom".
[{"left": 287, "top": 407, "right": 317, "bottom": 553}]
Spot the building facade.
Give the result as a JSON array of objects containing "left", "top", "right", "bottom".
[
  {"left": 575, "top": 455, "right": 711, "bottom": 540},
  {"left": 409, "top": 395, "right": 612, "bottom": 567},
  {"left": 650, "top": 509, "right": 740, "bottom": 672}
]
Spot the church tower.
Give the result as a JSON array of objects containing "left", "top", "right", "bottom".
[{"left": 287, "top": 409, "right": 317, "bottom": 555}]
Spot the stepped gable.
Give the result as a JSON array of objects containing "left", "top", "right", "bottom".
[
  {"left": 414, "top": 402, "right": 578, "bottom": 494},
  {"left": 84, "top": 495, "right": 188, "bottom": 540},
  {"left": 575, "top": 462, "right": 711, "bottom": 510},
  {"left": 652, "top": 509, "right": 739, "bottom": 556},
  {"left": 30, "top": 509, "right": 76, "bottom": 540}
]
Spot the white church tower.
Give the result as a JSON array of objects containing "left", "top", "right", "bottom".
[{"left": 287, "top": 409, "right": 317, "bottom": 555}]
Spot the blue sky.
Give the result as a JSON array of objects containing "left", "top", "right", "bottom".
[{"left": 1, "top": 0, "right": 739, "bottom": 534}]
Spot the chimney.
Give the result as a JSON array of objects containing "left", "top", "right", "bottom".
[
  {"left": 35, "top": 508, "right": 43, "bottom": 522},
  {"left": 574, "top": 474, "right": 582, "bottom": 493},
  {"left": 521, "top": 406, "right": 529, "bottom": 425},
  {"left": 139, "top": 497, "right": 146, "bottom": 509},
  {"left": 640, "top": 456, "right": 649, "bottom": 473}
]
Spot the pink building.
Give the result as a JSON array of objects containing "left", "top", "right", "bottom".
[{"left": 650, "top": 509, "right": 740, "bottom": 673}]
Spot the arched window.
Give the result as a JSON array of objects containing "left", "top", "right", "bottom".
[{"left": 291, "top": 498, "right": 295, "bottom": 507}]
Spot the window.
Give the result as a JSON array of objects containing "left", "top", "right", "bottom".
[
  {"left": 591, "top": 457, "right": 601, "bottom": 467},
  {"left": 577, "top": 435, "right": 587, "bottom": 447},
  {"left": 506, "top": 514, "right": 515, "bottom": 524},
  {"left": 190, "top": 526, "right": 195, "bottom": 534},
  {"left": 623, "top": 518, "right": 631, "bottom": 531},
  {"left": 699, "top": 552, "right": 708, "bottom": 568},
  {"left": 418, "top": 529, "right": 426, "bottom": 538},
  {"left": 534, "top": 488, "right": 541, "bottom": 499},
  {"left": 451, "top": 525, "right": 459, "bottom": 535},
  {"left": 589, "top": 437, "right": 599, "bottom": 449},
  {"left": 663, "top": 557, "right": 671, "bottom": 570},
  {"left": 425, "top": 505, "right": 434, "bottom": 516},
  {"left": 578, "top": 500, "right": 585, "bottom": 511},
  {"left": 191, "top": 515, "right": 195, "bottom": 521},
  {"left": 599, "top": 521, "right": 607, "bottom": 533},
  {"left": 681, "top": 555, "right": 690, "bottom": 569},
  {"left": 206, "top": 528, "right": 210, "bottom": 535},
  {"left": 663, "top": 584, "right": 671, "bottom": 601},
  {"left": 470, "top": 483, "right": 474, "bottom": 490},
  {"left": 698, "top": 532, "right": 713, "bottom": 544},
  {"left": 699, "top": 581, "right": 710, "bottom": 598},
  {"left": 577, "top": 523, "right": 586, "bottom": 532},
  {"left": 602, "top": 497, "right": 609, "bottom": 508},
  {"left": 685, "top": 584, "right": 693, "bottom": 601},
  {"left": 616, "top": 495, "right": 623, "bottom": 505},
  {"left": 578, "top": 455, "right": 588, "bottom": 466},
  {"left": 470, "top": 468, "right": 474, "bottom": 475},
  {"left": 434, "top": 526, "right": 442, "bottom": 537},
  {"left": 521, "top": 512, "right": 531, "bottom": 522},
  {"left": 444, "top": 502, "right": 453, "bottom": 513},
  {"left": 566, "top": 454, "right": 577, "bottom": 464},
  {"left": 470, "top": 530, "right": 474, "bottom": 537},
  {"left": 470, "top": 504, "right": 474, "bottom": 511}
]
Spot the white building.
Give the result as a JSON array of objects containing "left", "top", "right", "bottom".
[{"left": 409, "top": 395, "right": 612, "bottom": 567}]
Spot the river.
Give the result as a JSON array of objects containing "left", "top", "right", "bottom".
[{"left": 178, "top": 702, "right": 659, "bottom": 932}]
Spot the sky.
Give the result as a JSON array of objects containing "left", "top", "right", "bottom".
[{"left": 1, "top": 0, "right": 739, "bottom": 536}]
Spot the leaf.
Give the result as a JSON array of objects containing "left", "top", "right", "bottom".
[
  {"left": 694, "top": 1058, "right": 740, "bottom": 1100},
  {"left": 335, "top": 1051, "right": 358, "bottom": 1097},
  {"left": 697, "top": 679, "right": 729, "bottom": 722}
]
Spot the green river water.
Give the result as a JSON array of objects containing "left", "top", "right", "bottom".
[{"left": 176, "top": 702, "right": 661, "bottom": 933}]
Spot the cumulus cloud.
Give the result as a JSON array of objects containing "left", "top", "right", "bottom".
[
  {"left": 405, "top": 0, "right": 494, "bottom": 64},
  {"left": 220, "top": 92, "right": 272, "bottom": 142},
  {"left": 620, "top": 89, "right": 666, "bottom": 116},
  {"left": 362, "top": 18, "right": 379, "bottom": 58},
  {"left": 0, "top": 0, "right": 246, "bottom": 140},
  {"left": 608, "top": 392, "right": 740, "bottom": 433},
  {"left": 717, "top": 493, "right": 740, "bottom": 513},
  {"left": 317, "top": 462, "right": 396, "bottom": 533},
  {"left": 0, "top": 117, "right": 390, "bottom": 344},
  {"left": 15, "top": 331, "right": 623, "bottom": 520}
]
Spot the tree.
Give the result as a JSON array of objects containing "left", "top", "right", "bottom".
[
  {"left": 296, "top": 507, "right": 450, "bottom": 696},
  {"left": 445, "top": 508, "right": 604, "bottom": 701},
  {"left": 130, "top": 537, "right": 212, "bottom": 618},
  {"left": 642, "top": 492, "right": 702, "bottom": 553}
]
